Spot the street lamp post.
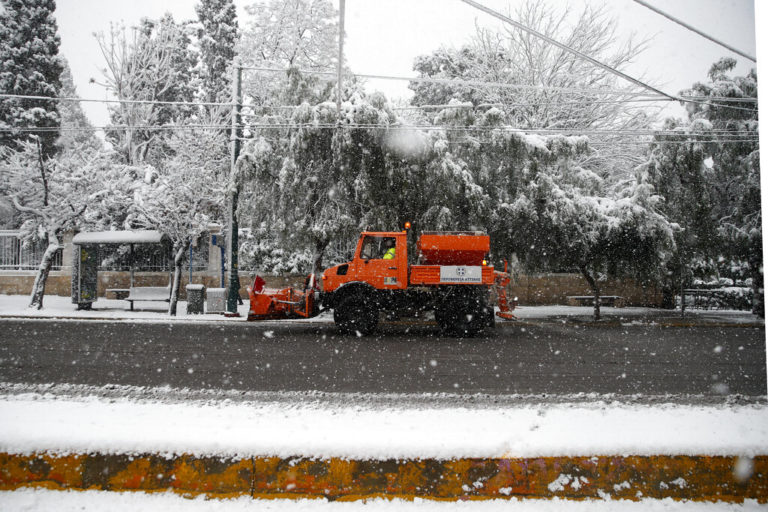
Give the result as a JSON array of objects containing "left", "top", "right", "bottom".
[{"left": 226, "top": 59, "right": 243, "bottom": 316}]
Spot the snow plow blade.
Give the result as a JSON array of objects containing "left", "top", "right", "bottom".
[{"left": 246, "top": 274, "right": 320, "bottom": 321}]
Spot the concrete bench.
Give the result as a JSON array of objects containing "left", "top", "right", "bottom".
[
  {"left": 567, "top": 295, "right": 625, "bottom": 308},
  {"left": 125, "top": 286, "right": 171, "bottom": 311}
]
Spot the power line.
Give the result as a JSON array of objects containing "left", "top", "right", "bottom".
[
  {"left": 448, "top": 139, "right": 759, "bottom": 146},
  {"left": 240, "top": 69, "right": 756, "bottom": 113},
  {"left": 0, "top": 123, "right": 757, "bottom": 139},
  {"left": 238, "top": 98, "right": 754, "bottom": 117},
  {"left": 0, "top": 88, "right": 756, "bottom": 117},
  {"left": 0, "top": 93, "right": 232, "bottom": 108},
  {"left": 241, "top": 65, "right": 663, "bottom": 99},
  {"left": 459, "top": 0, "right": 679, "bottom": 101},
  {"left": 0, "top": 124, "right": 233, "bottom": 133},
  {"left": 632, "top": 0, "right": 756, "bottom": 62},
  {"left": 0, "top": 123, "right": 759, "bottom": 145}
]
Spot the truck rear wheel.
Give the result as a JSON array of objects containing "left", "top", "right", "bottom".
[
  {"left": 334, "top": 292, "right": 379, "bottom": 336},
  {"left": 436, "top": 292, "right": 488, "bottom": 337}
]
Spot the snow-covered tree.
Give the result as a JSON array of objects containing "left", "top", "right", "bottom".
[
  {"left": 0, "top": 0, "right": 63, "bottom": 159},
  {"left": 238, "top": 0, "right": 338, "bottom": 105},
  {"left": 512, "top": 163, "right": 675, "bottom": 319},
  {"left": 127, "top": 122, "right": 227, "bottom": 315},
  {"left": 240, "top": 100, "right": 356, "bottom": 275},
  {"left": 0, "top": 141, "right": 114, "bottom": 308},
  {"left": 646, "top": 58, "right": 761, "bottom": 315},
  {"left": 94, "top": 16, "right": 198, "bottom": 165},
  {"left": 196, "top": 0, "right": 239, "bottom": 104},
  {"left": 409, "top": 0, "right": 655, "bottom": 176},
  {"left": 413, "top": 103, "right": 676, "bottom": 320}
]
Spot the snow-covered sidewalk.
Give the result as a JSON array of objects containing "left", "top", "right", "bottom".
[
  {"left": 0, "top": 294, "right": 762, "bottom": 326},
  {"left": 0, "top": 294, "right": 256, "bottom": 322},
  {"left": 1, "top": 388, "right": 766, "bottom": 459},
  {"left": 2, "top": 488, "right": 765, "bottom": 512}
]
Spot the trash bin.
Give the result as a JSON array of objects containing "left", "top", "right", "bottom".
[
  {"left": 186, "top": 284, "right": 205, "bottom": 314},
  {"left": 207, "top": 287, "right": 226, "bottom": 314}
]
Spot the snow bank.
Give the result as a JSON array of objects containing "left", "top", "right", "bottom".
[
  {"left": 0, "top": 390, "right": 766, "bottom": 460},
  {"left": 0, "top": 488, "right": 764, "bottom": 511}
]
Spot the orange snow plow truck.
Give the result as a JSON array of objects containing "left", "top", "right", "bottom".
[{"left": 247, "top": 227, "right": 516, "bottom": 336}]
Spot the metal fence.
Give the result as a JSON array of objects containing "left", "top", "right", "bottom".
[
  {"left": 95, "top": 236, "right": 209, "bottom": 272},
  {"left": 0, "top": 231, "right": 62, "bottom": 271},
  {"left": 0, "top": 230, "right": 210, "bottom": 273},
  {"left": 96, "top": 244, "right": 173, "bottom": 272}
]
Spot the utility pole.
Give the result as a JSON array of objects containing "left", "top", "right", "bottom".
[{"left": 226, "top": 58, "right": 242, "bottom": 315}]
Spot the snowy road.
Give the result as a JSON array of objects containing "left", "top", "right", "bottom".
[{"left": 0, "top": 318, "right": 764, "bottom": 398}]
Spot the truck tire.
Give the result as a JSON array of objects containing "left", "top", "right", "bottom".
[
  {"left": 436, "top": 292, "right": 487, "bottom": 337},
  {"left": 334, "top": 292, "right": 379, "bottom": 336}
]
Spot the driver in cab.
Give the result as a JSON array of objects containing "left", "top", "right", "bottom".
[{"left": 382, "top": 238, "right": 396, "bottom": 260}]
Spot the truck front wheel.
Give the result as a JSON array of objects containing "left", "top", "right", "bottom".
[{"left": 334, "top": 292, "right": 379, "bottom": 336}]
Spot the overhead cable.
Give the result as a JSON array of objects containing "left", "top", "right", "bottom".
[
  {"left": 0, "top": 90, "right": 756, "bottom": 116},
  {"left": 1, "top": 123, "right": 757, "bottom": 140},
  {"left": 0, "top": 93, "right": 232, "bottom": 108},
  {"left": 240, "top": 65, "right": 662, "bottom": 98},
  {"left": 459, "top": 0, "right": 679, "bottom": 101},
  {"left": 632, "top": 0, "right": 756, "bottom": 62}
]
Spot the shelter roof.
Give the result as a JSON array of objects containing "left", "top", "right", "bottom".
[{"left": 72, "top": 230, "right": 169, "bottom": 245}]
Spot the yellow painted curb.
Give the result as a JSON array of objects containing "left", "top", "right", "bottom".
[{"left": 1, "top": 453, "right": 766, "bottom": 502}]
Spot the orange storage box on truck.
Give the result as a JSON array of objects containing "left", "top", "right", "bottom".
[{"left": 248, "top": 227, "right": 515, "bottom": 336}]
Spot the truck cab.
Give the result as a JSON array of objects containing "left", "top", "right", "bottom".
[{"left": 322, "top": 231, "right": 409, "bottom": 293}]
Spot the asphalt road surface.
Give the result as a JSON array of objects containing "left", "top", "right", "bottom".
[{"left": 0, "top": 319, "right": 764, "bottom": 398}]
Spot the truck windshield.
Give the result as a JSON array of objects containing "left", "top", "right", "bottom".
[{"left": 360, "top": 236, "right": 396, "bottom": 260}]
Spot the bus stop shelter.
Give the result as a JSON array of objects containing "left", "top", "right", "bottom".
[{"left": 71, "top": 230, "right": 171, "bottom": 310}]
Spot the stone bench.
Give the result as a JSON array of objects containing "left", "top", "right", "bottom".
[
  {"left": 105, "top": 288, "right": 130, "bottom": 300},
  {"left": 566, "top": 295, "right": 625, "bottom": 308},
  {"left": 125, "top": 286, "right": 171, "bottom": 311}
]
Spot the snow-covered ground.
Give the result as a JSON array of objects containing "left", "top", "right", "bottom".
[
  {"left": 2, "top": 488, "right": 765, "bottom": 512},
  {"left": 0, "top": 294, "right": 762, "bottom": 325},
  {"left": 1, "top": 387, "right": 766, "bottom": 459},
  {"left": 0, "top": 294, "right": 255, "bottom": 322}
]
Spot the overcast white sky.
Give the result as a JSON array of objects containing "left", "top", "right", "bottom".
[{"left": 53, "top": 0, "right": 759, "bottom": 127}]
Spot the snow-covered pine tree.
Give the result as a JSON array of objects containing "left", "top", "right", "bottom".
[
  {"left": 196, "top": 0, "right": 238, "bottom": 105},
  {"left": 56, "top": 58, "right": 100, "bottom": 152},
  {"left": 0, "top": 0, "right": 63, "bottom": 159}
]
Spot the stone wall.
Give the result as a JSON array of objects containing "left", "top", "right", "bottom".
[
  {"left": 508, "top": 273, "right": 662, "bottom": 307},
  {"left": 0, "top": 271, "right": 298, "bottom": 300},
  {"left": 0, "top": 270, "right": 661, "bottom": 306}
]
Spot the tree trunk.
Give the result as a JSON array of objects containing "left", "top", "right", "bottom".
[
  {"left": 168, "top": 243, "right": 188, "bottom": 316},
  {"left": 579, "top": 265, "right": 601, "bottom": 321},
  {"left": 749, "top": 235, "right": 764, "bottom": 318},
  {"left": 312, "top": 238, "right": 329, "bottom": 277},
  {"left": 29, "top": 235, "right": 60, "bottom": 310}
]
